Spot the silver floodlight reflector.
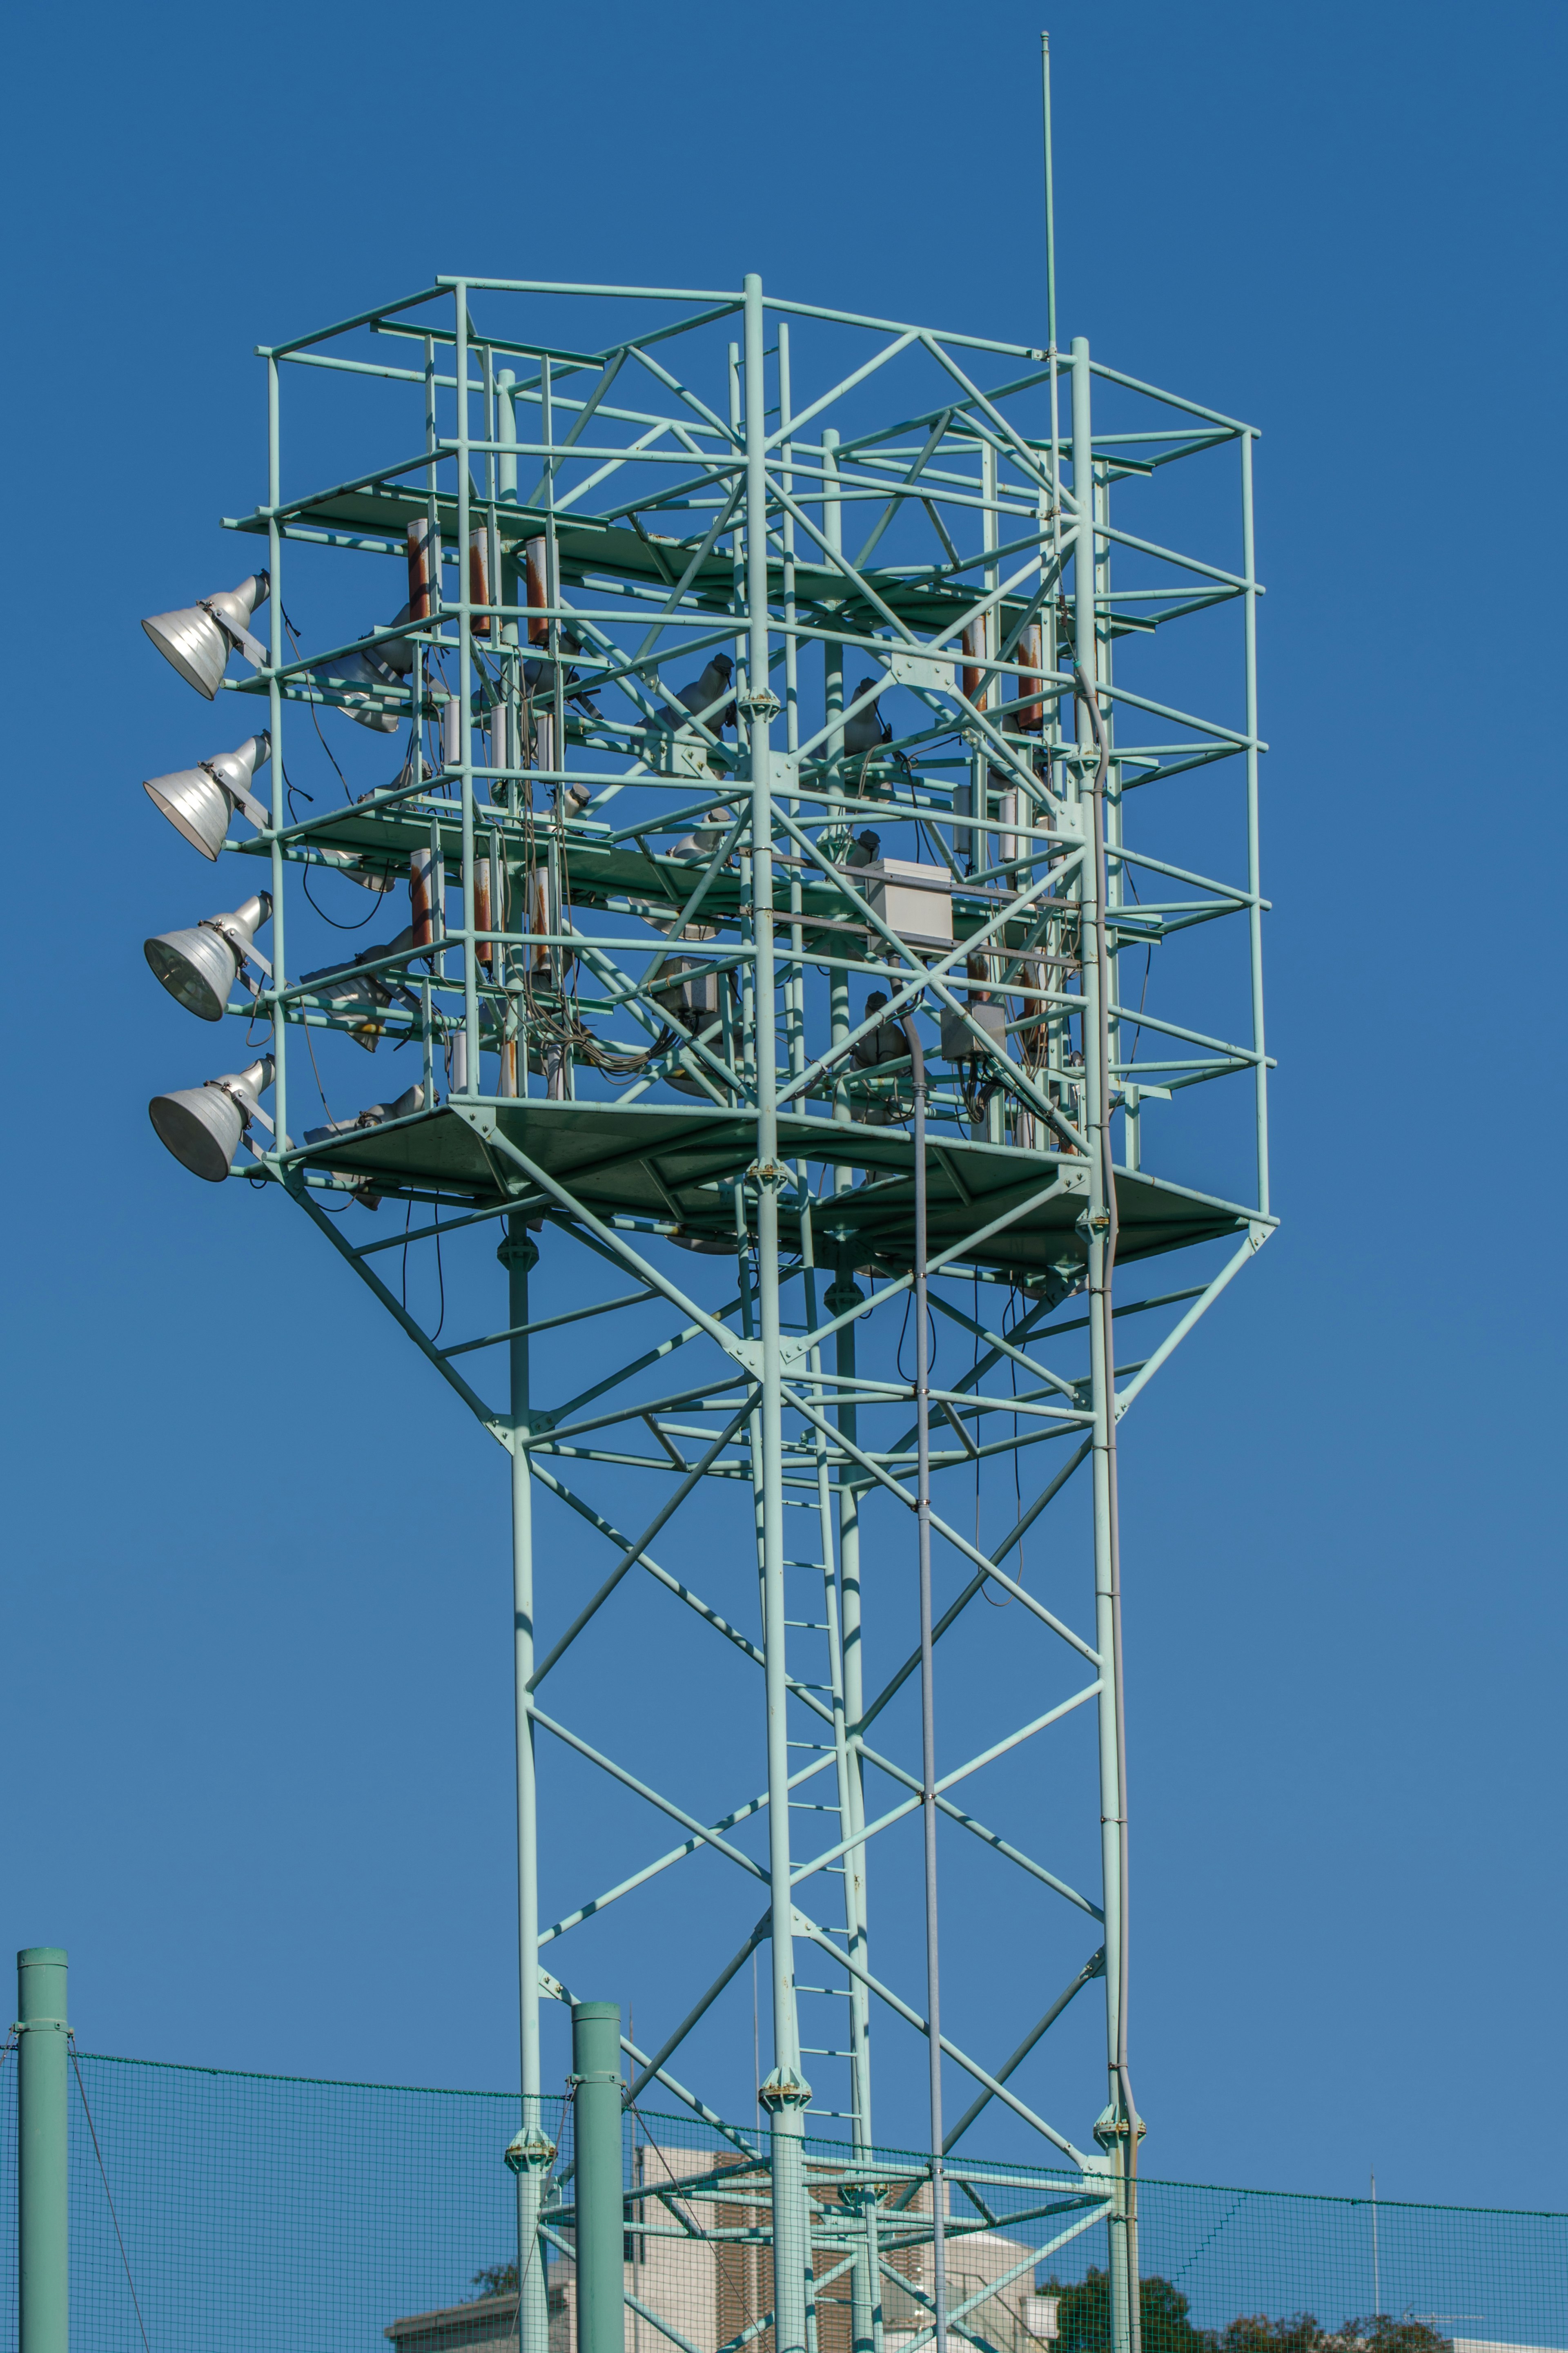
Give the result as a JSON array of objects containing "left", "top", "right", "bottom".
[
  {"left": 149, "top": 1055, "right": 274, "bottom": 1183},
  {"left": 142, "top": 573, "right": 270, "bottom": 698},
  {"left": 302, "top": 1082, "right": 423, "bottom": 1144},
  {"left": 314, "top": 607, "right": 414, "bottom": 734},
  {"left": 671, "top": 823, "right": 728, "bottom": 863},
  {"left": 144, "top": 892, "right": 273, "bottom": 1023},
  {"left": 143, "top": 732, "right": 272, "bottom": 860}
]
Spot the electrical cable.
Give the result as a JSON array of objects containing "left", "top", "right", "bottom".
[
  {"left": 68, "top": 2039, "right": 153, "bottom": 2353},
  {"left": 280, "top": 607, "right": 389, "bottom": 929}
]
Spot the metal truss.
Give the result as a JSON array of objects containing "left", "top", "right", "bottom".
[{"left": 141, "top": 262, "right": 1272, "bottom": 2353}]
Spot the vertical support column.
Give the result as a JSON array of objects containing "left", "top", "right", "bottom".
[
  {"left": 501, "top": 1219, "right": 552, "bottom": 2353},
  {"left": 825, "top": 1270, "right": 874, "bottom": 2353},
  {"left": 1072, "top": 340, "right": 1137, "bottom": 2353},
  {"left": 265, "top": 357, "right": 287, "bottom": 1152},
  {"left": 455, "top": 284, "right": 480, "bottom": 1091},
  {"left": 17, "top": 1947, "right": 68, "bottom": 2353},
  {"left": 822, "top": 430, "right": 852, "bottom": 1150},
  {"left": 900, "top": 1029, "right": 947, "bottom": 2353},
  {"left": 572, "top": 2003, "right": 625, "bottom": 2353},
  {"left": 1241, "top": 431, "right": 1269, "bottom": 1216},
  {"left": 744, "top": 270, "right": 811, "bottom": 2353}
]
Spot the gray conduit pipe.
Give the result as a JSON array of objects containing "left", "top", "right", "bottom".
[
  {"left": 900, "top": 1010, "right": 948, "bottom": 2353},
  {"left": 1075, "top": 662, "right": 1141, "bottom": 2350}
]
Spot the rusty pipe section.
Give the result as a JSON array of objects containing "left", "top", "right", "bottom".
[
  {"left": 1014, "top": 622, "right": 1045, "bottom": 732},
  {"left": 410, "top": 845, "right": 444, "bottom": 950},
  {"left": 524, "top": 539, "right": 550, "bottom": 647},
  {"left": 468, "top": 529, "right": 492, "bottom": 639},
  {"left": 407, "top": 520, "right": 440, "bottom": 623}
]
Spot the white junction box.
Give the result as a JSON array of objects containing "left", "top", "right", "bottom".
[{"left": 862, "top": 858, "right": 953, "bottom": 950}]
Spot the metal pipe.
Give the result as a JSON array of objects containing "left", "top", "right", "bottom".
[
  {"left": 572, "top": 2001, "right": 626, "bottom": 2353},
  {"left": 1041, "top": 32, "right": 1058, "bottom": 353},
  {"left": 824, "top": 1257, "right": 875, "bottom": 2353},
  {"left": 1241, "top": 430, "right": 1269, "bottom": 1215},
  {"left": 899, "top": 1015, "right": 947, "bottom": 2353},
  {"left": 498, "top": 367, "right": 518, "bottom": 502},
  {"left": 1078, "top": 662, "right": 1140, "bottom": 2338},
  {"left": 454, "top": 284, "right": 480, "bottom": 1091},
  {"left": 1072, "top": 339, "right": 1138, "bottom": 2353},
  {"left": 744, "top": 271, "right": 810, "bottom": 2353},
  {"left": 501, "top": 1220, "right": 552, "bottom": 2353},
  {"left": 266, "top": 356, "right": 287, "bottom": 1154},
  {"left": 17, "top": 1947, "right": 69, "bottom": 2353}
]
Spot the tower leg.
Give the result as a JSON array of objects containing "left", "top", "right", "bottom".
[
  {"left": 743, "top": 266, "right": 813, "bottom": 2353},
  {"left": 501, "top": 1222, "right": 552, "bottom": 2353},
  {"left": 1073, "top": 335, "right": 1140, "bottom": 2353},
  {"left": 828, "top": 1276, "right": 876, "bottom": 2353}
]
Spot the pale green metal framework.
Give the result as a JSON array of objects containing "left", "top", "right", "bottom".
[{"left": 142, "top": 266, "right": 1271, "bottom": 2353}]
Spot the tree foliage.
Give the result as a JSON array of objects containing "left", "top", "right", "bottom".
[
  {"left": 1037, "top": 2269, "right": 1454, "bottom": 2353},
  {"left": 466, "top": 2264, "right": 518, "bottom": 2300}
]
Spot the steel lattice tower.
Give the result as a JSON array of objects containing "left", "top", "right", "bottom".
[{"left": 141, "top": 264, "right": 1270, "bottom": 2353}]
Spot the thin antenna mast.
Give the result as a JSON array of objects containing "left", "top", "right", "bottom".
[
  {"left": 1041, "top": 30, "right": 1058, "bottom": 350},
  {"left": 1371, "top": 2169, "right": 1381, "bottom": 2315}
]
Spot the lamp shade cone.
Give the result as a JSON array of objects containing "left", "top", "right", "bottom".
[
  {"left": 142, "top": 574, "right": 269, "bottom": 698},
  {"left": 144, "top": 893, "right": 271, "bottom": 1022},
  {"left": 143, "top": 764, "right": 234, "bottom": 859},
  {"left": 315, "top": 646, "right": 402, "bottom": 733},
  {"left": 144, "top": 734, "right": 270, "bottom": 859},
  {"left": 145, "top": 925, "right": 237, "bottom": 1022},
  {"left": 149, "top": 1056, "right": 274, "bottom": 1182}
]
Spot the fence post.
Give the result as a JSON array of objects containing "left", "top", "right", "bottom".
[
  {"left": 17, "top": 1948, "right": 69, "bottom": 2353},
  {"left": 571, "top": 2002, "right": 624, "bottom": 2353}
]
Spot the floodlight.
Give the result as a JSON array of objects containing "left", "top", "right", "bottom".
[
  {"left": 302, "top": 1083, "right": 424, "bottom": 1144},
  {"left": 143, "top": 732, "right": 272, "bottom": 860},
  {"left": 314, "top": 605, "right": 413, "bottom": 733},
  {"left": 142, "top": 573, "right": 270, "bottom": 698},
  {"left": 144, "top": 892, "right": 272, "bottom": 1023},
  {"left": 671, "top": 823, "right": 726, "bottom": 862},
  {"left": 149, "top": 1055, "right": 274, "bottom": 1183}
]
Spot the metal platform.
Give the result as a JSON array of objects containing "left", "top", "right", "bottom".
[{"left": 296, "top": 1099, "right": 1252, "bottom": 1280}]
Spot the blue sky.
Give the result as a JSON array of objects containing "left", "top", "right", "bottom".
[{"left": 2, "top": 0, "right": 1565, "bottom": 2220}]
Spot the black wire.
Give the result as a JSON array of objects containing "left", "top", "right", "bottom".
[
  {"left": 283, "top": 604, "right": 357, "bottom": 807},
  {"left": 293, "top": 757, "right": 382, "bottom": 932},
  {"left": 69, "top": 2040, "right": 153, "bottom": 2353},
  {"left": 1121, "top": 856, "right": 1152, "bottom": 1065},
  {"left": 430, "top": 1198, "right": 446, "bottom": 1343},
  {"left": 401, "top": 1194, "right": 413, "bottom": 1311},
  {"left": 894, "top": 1284, "right": 937, "bottom": 1385},
  {"left": 283, "top": 604, "right": 404, "bottom": 929}
]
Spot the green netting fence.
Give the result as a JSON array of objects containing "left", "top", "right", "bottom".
[{"left": 1, "top": 2048, "right": 1564, "bottom": 2353}]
